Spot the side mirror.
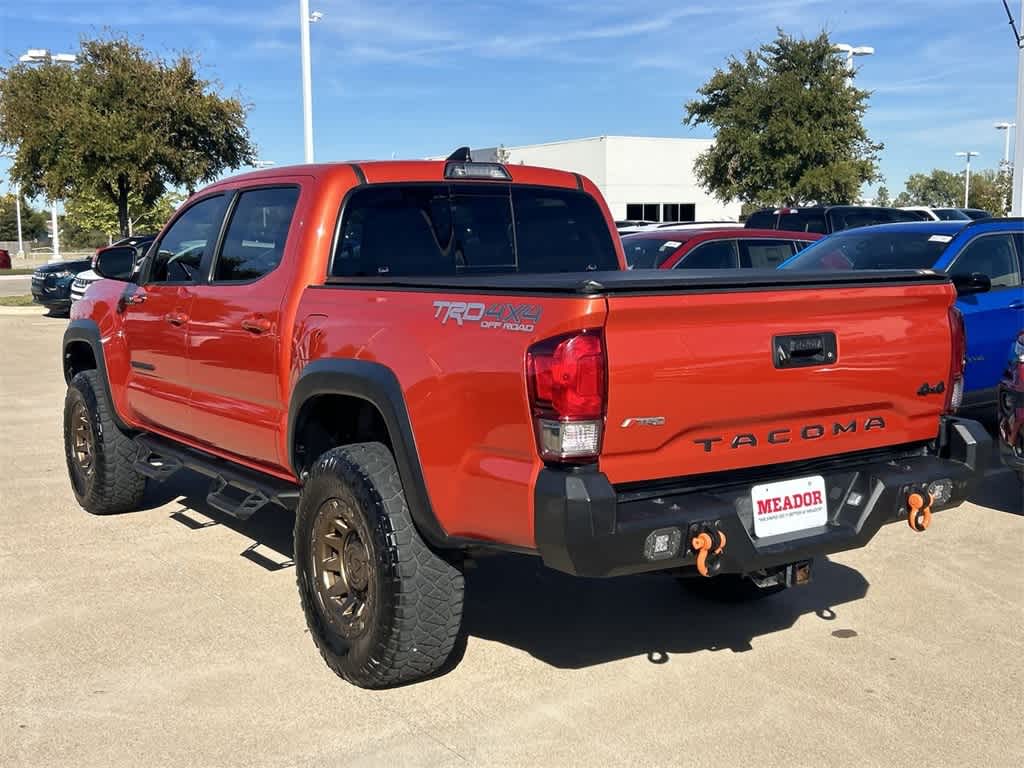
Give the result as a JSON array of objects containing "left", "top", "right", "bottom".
[
  {"left": 951, "top": 272, "right": 991, "bottom": 297},
  {"left": 94, "top": 246, "right": 137, "bottom": 282}
]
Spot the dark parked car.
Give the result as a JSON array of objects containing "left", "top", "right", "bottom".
[
  {"left": 30, "top": 259, "right": 92, "bottom": 315},
  {"left": 744, "top": 205, "right": 923, "bottom": 234},
  {"left": 960, "top": 208, "right": 993, "bottom": 220},
  {"left": 998, "top": 331, "right": 1024, "bottom": 480}
]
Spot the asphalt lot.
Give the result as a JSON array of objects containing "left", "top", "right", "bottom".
[{"left": 1, "top": 306, "right": 1021, "bottom": 768}]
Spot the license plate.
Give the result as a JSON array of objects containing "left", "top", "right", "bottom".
[{"left": 751, "top": 475, "right": 827, "bottom": 538}]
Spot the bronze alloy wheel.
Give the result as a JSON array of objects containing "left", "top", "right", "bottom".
[
  {"left": 311, "top": 497, "right": 373, "bottom": 639},
  {"left": 69, "top": 399, "right": 96, "bottom": 492}
]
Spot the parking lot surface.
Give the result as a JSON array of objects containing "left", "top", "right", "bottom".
[{"left": 1, "top": 307, "right": 1021, "bottom": 768}]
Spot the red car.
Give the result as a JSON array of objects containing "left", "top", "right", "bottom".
[
  {"left": 0, "top": 248, "right": 11, "bottom": 270},
  {"left": 622, "top": 228, "right": 821, "bottom": 270}
]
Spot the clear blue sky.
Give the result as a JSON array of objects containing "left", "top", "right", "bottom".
[{"left": 1, "top": 0, "right": 1019, "bottom": 199}]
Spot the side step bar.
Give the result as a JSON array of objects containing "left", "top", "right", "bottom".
[{"left": 134, "top": 434, "right": 300, "bottom": 520}]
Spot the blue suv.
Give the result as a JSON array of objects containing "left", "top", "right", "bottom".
[{"left": 781, "top": 218, "right": 1024, "bottom": 410}]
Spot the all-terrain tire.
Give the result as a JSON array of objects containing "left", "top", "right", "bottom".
[
  {"left": 63, "top": 370, "right": 146, "bottom": 515},
  {"left": 295, "top": 443, "right": 465, "bottom": 688}
]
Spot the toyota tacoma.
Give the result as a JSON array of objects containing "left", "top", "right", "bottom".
[{"left": 63, "top": 150, "right": 990, "bottom": 687}]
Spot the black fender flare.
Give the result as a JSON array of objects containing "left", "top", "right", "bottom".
[
  {"left": 288, "top": 359, "right": 453, "bottom": 548},
  {"left": 62, "top": 319, "right": 132, "bottom": 431}
]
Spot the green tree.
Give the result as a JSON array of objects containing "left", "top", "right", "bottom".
[
  {"left": 892, "top": 170, "right": 962, "bottom": 207},
  {"left": 0, "top": 35, "right": 254, "bottom": 237},
  {"left": 0, "top": 194, "right": 48, "bottom": 240},
  {"left": 872, "top": 185, "right": 891, "bottom": 207},
  {"left": 683, "top": 30, "right": 882, "bottom": 206},
  {"left": 64, "top": 188, "right": 182, "bottom": 239},
  {"left": 966, "top": 168, "right": 1010, "bottom": 215}
]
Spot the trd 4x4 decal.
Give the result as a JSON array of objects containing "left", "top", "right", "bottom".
[{"left": 432, "top": 301, "right": 542, "bottom": 333}]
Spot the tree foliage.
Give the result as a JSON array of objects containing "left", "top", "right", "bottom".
[
  {"left": 871, "top": 185, "right": 891, "bottom": 207},
  {"left": 892, "top": 170, "right": 961, "bottom": 208},
  {"left": 64, "top": 187, "right": 183, "bottom": 238},
  {"left": 684, "top": 30, "right": 883, "bottom": 207},
  {"left": 893, "top": 167, "right": 1011, "bottom": 215},
  {"left": 0, "top": 194, "right": 48, "bottom": 241},
  {"left": 0, "top": 35, "right": 254, "bottom": 237}
]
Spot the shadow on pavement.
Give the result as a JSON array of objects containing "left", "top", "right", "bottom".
[{"left": 460, "top": 553, "right": 868, "bottom": 669}]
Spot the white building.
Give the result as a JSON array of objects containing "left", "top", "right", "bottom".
[{"left": 469, "top": 136, "right": 741, "bottom": 223}]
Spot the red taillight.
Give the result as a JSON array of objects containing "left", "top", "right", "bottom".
[
  {"left": 527, "top": 331, "right": 606, "bottom": 461},
  {"left": 946, "top": 306, "right": 965, "bottom": 412}
]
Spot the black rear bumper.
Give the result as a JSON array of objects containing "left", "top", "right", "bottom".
[{"left": 534, "top": 416, "right": 990, "bottom": 578}]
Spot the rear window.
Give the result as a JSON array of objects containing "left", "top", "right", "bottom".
[
  {"left": 780, "top": 230, "right": 950, "bottom": 271},
  {"left": 744, "top": 211, "right": 776, "bottom": 229},
  {"left": 331, "top": 184, "right": 618, "bottom": 277},
  {"left": 621, "top": 236, "right": 685, "bottom": 269},
  {"left": 829, "top": 208, "right": 923, "bottom": 231}
]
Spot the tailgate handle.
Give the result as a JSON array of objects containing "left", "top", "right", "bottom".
[{"left": 772, "top": 332, "right": 837, "bottom": 369}]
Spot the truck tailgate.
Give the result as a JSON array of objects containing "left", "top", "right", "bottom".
[{"left": 600, "top": 277, "right": 956, "bottom": 485}]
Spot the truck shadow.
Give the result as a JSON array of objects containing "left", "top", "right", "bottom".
[
  {"left": 460, "top": 553, "right": 868, "bottom": 669},
  {"left": 149, "top": 471, "right": 870, "bottom": 669}
]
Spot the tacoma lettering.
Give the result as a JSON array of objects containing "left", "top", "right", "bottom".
[{"left": 693, "top": 416, "right": 887, "bottom": 453}]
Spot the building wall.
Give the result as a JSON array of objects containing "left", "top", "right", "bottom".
[{"left": 471, "top": 136, "right": 740, "bottom": 223}]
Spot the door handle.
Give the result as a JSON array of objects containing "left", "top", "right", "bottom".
[
  {"left": 165, "top": 312, "right": 189, "bottom": 326},
  {"left": 241, "top": 316, "right": 272, "bottom": 334},
  {"left": 124, "top": 292, "right": 146, "bottom": 305}
]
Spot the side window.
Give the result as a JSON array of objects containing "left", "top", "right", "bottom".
[
  {"left": 793, "top": 239, "right": 814, "bottom": 252},
  {"left": 333, "top": 185, "right": 452, "bottom": 277},
  {"left": 214, "top": 187, "right": 300, "bottom": 282},
  {"left": 949, "top": 234, "right": 1021, "bottom": 289},
  {"left": 739, "top": 239, "right": 796, "bottom": 268},
  {"left": 149, "top": 195, "right": 228, "bottom": 284},
  {"left": 677, "top": 239, "right": 738, "bottom": 269}
]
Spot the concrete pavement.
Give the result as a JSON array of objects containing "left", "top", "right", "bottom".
[{"left": 0, "top": 309, "right": 1021, "bottom": 768}]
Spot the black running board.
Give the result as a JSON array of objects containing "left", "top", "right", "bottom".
[{"left": 134, "top": 434, "right": 300, "bottom": 519}]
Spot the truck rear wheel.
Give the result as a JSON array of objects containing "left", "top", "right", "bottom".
[
  {"left": 63, "top": 370, "right": 146, "bottom": 515},
  {"left": 295, "top": 443, "right": 464, "bottom": 688}
]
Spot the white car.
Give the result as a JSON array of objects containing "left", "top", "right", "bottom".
[
  {"left": 70, "top": 235, "right": 155, "bottom": 306},
  {"left": 899, "top": 206, "right": 971, "bottom": 222}
]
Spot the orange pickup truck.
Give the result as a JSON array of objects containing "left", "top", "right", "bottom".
[{"left": 63, "top": 151, "right": 990, "bottom": 687}]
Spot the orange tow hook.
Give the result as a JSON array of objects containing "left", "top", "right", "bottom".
[
  {"left": 907, "top": 491, "right": 934, "bottom": 532},
  {"left": 692, "top": 530, "right": 727, "bottom": 577}
]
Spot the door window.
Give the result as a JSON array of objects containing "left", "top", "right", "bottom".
[
  {"left": 676, "top": 239, "right": 738, "bottom": 269},
  {"left": 214, "top": 187, "right": 300, "bottom": 282},
  {"left": 149, "top": 195, "right": 228, "bottom": 284},
  {"left": 739, "top": 239, "right": 795, "bottom": 268},
  {"left": 949, "top": 234, "right": 1021, "bottom": 289}
]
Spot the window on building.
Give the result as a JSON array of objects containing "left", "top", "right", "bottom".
[
  {"left": 625, "top": 203, "right": 661, "bottom": 222},
  {"left": 625, "top": 203, "right": 644, "bottom": 220},
  {"left": 662, "top": 203, "right": 696, "bottom": 223}
]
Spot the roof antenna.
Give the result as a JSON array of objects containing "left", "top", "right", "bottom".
[{"left": 446, "top": 146, "right": 472, "bottom": 162}]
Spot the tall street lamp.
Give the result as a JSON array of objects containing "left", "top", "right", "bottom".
[
  {"left": 299, "top": 2, "right": 324, "bottom": 163},
  {"left": 834, "top": 43, "right": 875, "bottom": 87},
  {"left": 995, "top": 122, "right": 1016, "bottom": 169},
  {"left": 0, "top": 150, "right": 25, "bottom": 259},
  {"left": 955, "top": 151, "right": 980, "bottom": 207},
  {"left": 18, "top": 48, "right": 77, "bottom": 262}
]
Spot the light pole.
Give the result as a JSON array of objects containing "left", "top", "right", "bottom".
[
  {"left": 0, "top": 150, "right": 24, "bottom": 259},
  {"left": 18, "top": 48, "right": 77, "bottom": 262},
  {"left": 995, "top": 122, "right": 1016, "bottom": 169},
  {"left": 1013, "top": 0, "right": 1024, "bottom": 215},
  {"left": 299, "top": 2, "right": 323, "bottom": 163},
  {"left": 955, "top": 151, "right": 980, "bottom": 208},
  {"left": 834, "top": 43, "right": 875, "bottom": 87}
]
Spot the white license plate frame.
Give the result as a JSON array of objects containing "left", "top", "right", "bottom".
[{"left": 751, "top": 474, "right": 828, "bottom": 538}]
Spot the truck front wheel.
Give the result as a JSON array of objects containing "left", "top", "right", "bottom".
[
  {"left": 295, "top": 443, "right": 465, "bottom": 688},
  {"left": 63, "top": 370, "right": 146, "bottom": 515}
]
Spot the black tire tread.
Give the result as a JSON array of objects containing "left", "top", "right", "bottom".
[
  {"left": 296, "top": 442, "right": 464, "bottom": 688},
  {"left": 64, "top": 370, "right": 146, "bottom": 515}
]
